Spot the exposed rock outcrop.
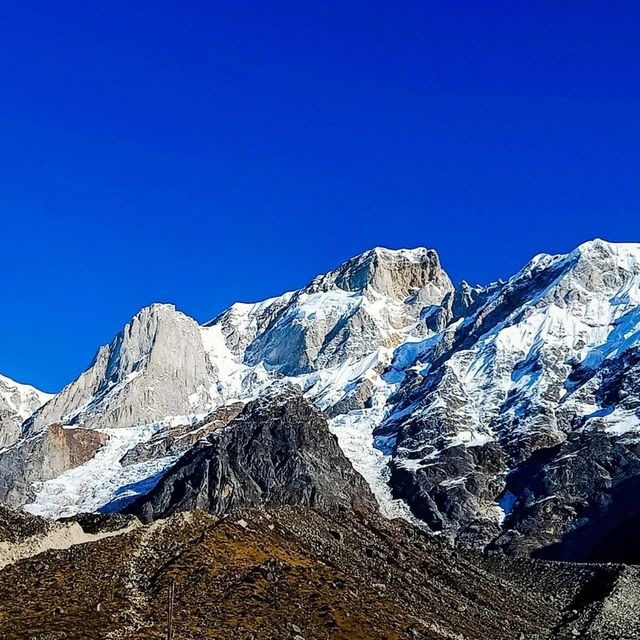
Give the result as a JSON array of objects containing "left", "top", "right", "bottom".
[
  {"left": 132, "top": 386, "right": 378, "bottom": 522},
  {"left": 489, "top": 429, "right": 640, "bottom": 563},
  {"left": 120, "top": 402, "right": 243, "bottom": 466},
  {"left": 0, "top": 424, "right": 107, "bottom": 507},
  {"left": 26, "top": 304, "right": 216, "bottom": 433}
]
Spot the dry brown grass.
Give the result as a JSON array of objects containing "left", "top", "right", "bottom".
[{"left": 0, "top": 507, "right": 622, "bottom": 639}]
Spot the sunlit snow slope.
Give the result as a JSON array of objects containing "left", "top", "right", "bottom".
[{"left": 0, "top": 374, "right": 52, "bottom": 449}]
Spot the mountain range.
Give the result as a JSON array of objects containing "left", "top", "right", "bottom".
[{"left": 1, "top": 239, "right": 640, "bottom": 567}]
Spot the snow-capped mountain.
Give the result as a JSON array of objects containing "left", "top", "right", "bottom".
[
  {"left": 378, "top": 239, "right": 640, "bottom": 558},
  {"left": 26, "top": 247, "right": 451, "bottom": 433},
  {"left": 10, "top": 247, "right": 451, "bottom": 519},
  {"left": 0, "top": 374, "right": 52, "bottom": 449},
  {"left": 3, "top": 239, "right": 640, "bottom": 562}
]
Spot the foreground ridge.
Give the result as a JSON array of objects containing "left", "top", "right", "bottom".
[{"left": 1, "top": 505, "right": 639, "bottom": 639}]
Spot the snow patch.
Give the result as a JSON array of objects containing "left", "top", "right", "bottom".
[{"left": 24, "top": 421, "right": 183, "bottom": 518}]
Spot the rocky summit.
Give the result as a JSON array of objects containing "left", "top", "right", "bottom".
[
  {"left": 131, "top": 386, "right": 379, "bottom": 522},
  {"left": 2, "top": 240, "right": 640, "bottom": 637}
]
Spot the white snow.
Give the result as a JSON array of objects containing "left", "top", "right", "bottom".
[
  {"left": 0, "top": 373, "right": 53, "bottom": 421},
  {"left": 200, "top": 323, "right": 252, "bottom": 400},
  {"left": 444, "top": 430, "right": 494, "bottom": 449},
  {"left": 24, "top": 421, "right": 184, "bottom": 518},
  {"left": 371, "top": 246, "right": 432, "bottom": 264},
  {"left": 293, "top": 290, "right": 361, "bottom": 321},
  {"left": 329, "top": 408, "right": 419, "bottom": 523},
  {"left": 204, "top": 291, "right": 295, "bottom": 328},
  {"left": 600, "top": 408, "right": 640, "bottom": 436}
]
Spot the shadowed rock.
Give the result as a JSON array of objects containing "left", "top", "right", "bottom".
[{"left": 131, "top": 386, "right": 378, "bottom": 522}]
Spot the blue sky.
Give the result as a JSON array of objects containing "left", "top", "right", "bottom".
[{"left": 1, "top": 1, "right": 639, "bottom": 391}]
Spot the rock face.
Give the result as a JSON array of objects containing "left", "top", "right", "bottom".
[
  {"left": 0, "top": 424, "right": 107, "bottom": 507},
  {"left": 490, "top": 430, "right": 640, "bottom": 563},
  {"left": 26, "top": 304, "right": 216, "bottom": 433},
  {"left": 241, "top": 247, "right": 453, "bottom": 374},
  {"left": 132, "top": 386, "right": 378, "bottom": 522},
  {"left": 0, "top": 374, "right": 51, "bottom": 448}
]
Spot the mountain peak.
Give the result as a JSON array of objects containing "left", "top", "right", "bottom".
[
  {"left": 130, "top": 302, "right": 180, "bottom": 321},
  {"left": 0, "top": 374, "right": 52, "bottom": 448},
  {"left": 26, "top": 299, "right": 215, "bottom": 433},
  {"left": 572, "top": 238, "right": 640, "bottom": 266},
  {"left": 312, "top": 245, "right": 453, "bottom": 302},
  {"left": 576, "top": 237, "right": 640, "bottom": 251},
  {"left": 369, "top": 246, "right": 433, "bottom": 261}
]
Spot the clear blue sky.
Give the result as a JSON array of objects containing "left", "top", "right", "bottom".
[{"left": 1, "top": 1, "right": 639, "bottom": 392}]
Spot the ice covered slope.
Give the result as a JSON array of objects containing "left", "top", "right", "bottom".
[
  {"left": 379, "top": 239, "right": 640, "bottom": 556},
  {"left": 0, "top": 374, "right": 52, "bottom": 448}
]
